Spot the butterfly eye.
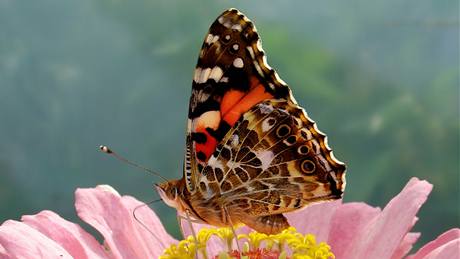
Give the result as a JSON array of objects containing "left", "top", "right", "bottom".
[
  {"left": 300, "top": 160, "right": 316, "bottom": 174},
  {"left": 170, "top": 186, "right": 178, "bottom": 197}
]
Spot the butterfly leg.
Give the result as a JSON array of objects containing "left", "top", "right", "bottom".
[
  {"left": 183, "top": 210, "right": 200, "bottom": 259},
  {"left": 240, "top": 214, "right": 290, "bottom": 235},
  {"left": 223, "top": 206, "right": 242, "bottom": 255}
]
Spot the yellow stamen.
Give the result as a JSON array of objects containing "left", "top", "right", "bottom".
[
  {"left": 238, "top": 231, "right": 269, "bottom": 250},
  {"left": 214, "top": 226, "right": 236, "bottom": 251},
  {"left": 160, "top": 226, "right": 335, "bottom": 259}
]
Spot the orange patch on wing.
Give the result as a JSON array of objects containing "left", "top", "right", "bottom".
[
  {"left": 222, "top": 77, "right": 274, "bottom": 126},
  {"left": 221, "top": 90, "right": 246, "bottom": 115},
  {"left": 194, "top": 77, "right": 273, "bottom": 163}
]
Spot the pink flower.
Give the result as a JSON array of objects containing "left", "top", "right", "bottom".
[
  {"left": 0, "top": 185, "right": 177, "bottom": 259},
  {"left": 0, "top": 178, "right": 458, "bottom": 259}
]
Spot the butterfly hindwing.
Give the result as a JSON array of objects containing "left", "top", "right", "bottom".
[
  {"left": 185, "top": 9, "right": 294, "bottom": 191},
  {"left": 193, "top": 100, "right": 345, "bottom": 229}
]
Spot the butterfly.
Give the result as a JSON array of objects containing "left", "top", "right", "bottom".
[{"left": 156, "top": 8, "right": 346, "bottom": 235}]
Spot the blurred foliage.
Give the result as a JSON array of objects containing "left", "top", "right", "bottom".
[{"left": 0, "top": 0, "right": 458, "bottom": 249}]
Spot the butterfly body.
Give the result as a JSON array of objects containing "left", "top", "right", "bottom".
[{"left": 157, "top": 9, "right": 346, "bottom": 234}]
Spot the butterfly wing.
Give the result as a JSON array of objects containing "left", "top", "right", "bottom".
[
  {"left": 192, "top": 100, "right": 346, "bottom": 231},
  {"left": 185, "top": 9, "right": 295, "bottom": 191}
]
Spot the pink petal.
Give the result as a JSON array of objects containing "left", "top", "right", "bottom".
[
  {"left": 422, "top": 238, "right": 460, "bottom": 259},
  {"left": 75, "top": 185, "right": 176, "bottom": 259},
  {"left": 121, "top": 195, "right": 178, "bottom": 254},
  {"left": 21, "top": 210, "right": 108, "bottom": 259},
  {"left": 342, "top": 177, "right": 433, "bottom": 259},
  {"left": 0, "top": 220, "right": 72, "bottom": 258},
  {"left": 327, "top": 202, "right": 381, "bottom": 258},
  {"left": 407, "top": 228, "right": 460, "bottom": 259},
  {"left": 286, "top": 199, "right": 342, "bottom": 242},
  {"left": 391, "top": 232, "right": 421, "bottom": 259}
]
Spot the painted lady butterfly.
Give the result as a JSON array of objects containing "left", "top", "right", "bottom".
[{"left": 156, "top": 8, "right": 346, "bottom": 234}]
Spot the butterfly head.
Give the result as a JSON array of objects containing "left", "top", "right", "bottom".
[{"left": 155, "top": 180, "right": 188, "bottom": 212}]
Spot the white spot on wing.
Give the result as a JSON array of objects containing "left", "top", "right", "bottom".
[
  {"left": 193, "top": 68, "right": 202, "bottom": 83},
  {"left": 208, "top": 156, "right": 224, "bottom": 170},
  {"left": 246, "top": 46, "right": 255, "bottom": 58},
  {"left": 262, "top": 118, "right": 275, "bottom": 132},
  {"left": 205, "top": 34, "right": 213, "bottom": 44},
  {"left": 205, "top": 34, "right": 219, "bottom": 45},
  {"left": 259, "top": 103, "right": 274, "bottom": 114},
  {"left": 195, "top": 90, "right": 211, "bottom": 103},
  {"left": 199, "top": 68, "right": 211, "bottom": 83},
  {"left": 233, "top": 58, "right": 244, "bottom": 68},
  {"left": 223, "top": 20, "right": 232, "bottom": 28},
  {"left": 257, "top": 150, "right": 274, "bottom": 171},
  {"left": 230, "top": 134, "right": 239, "bottom": 147},
  {"left": 209, "top": 66, "right": 223, "bottom": 82},
  {"left": 253, "top": 61, "right": 263, "bottom": 76},
  {"left": 187, "top": 119, "right": 192, "bottom": 131},
  {"left": 231, "top": 24, "right": 242, "bottom": 31}
]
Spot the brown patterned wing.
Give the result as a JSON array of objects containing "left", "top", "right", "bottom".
[
  {"left": 193, "top": 99, "right": 346, "bottom": 232},
  {"left": 184, "top": 9, "right": 295, "bottom": 192}
]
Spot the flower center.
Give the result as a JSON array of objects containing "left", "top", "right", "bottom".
[{"left": 160, "top": 227, "right": 335, "bottom": 259}]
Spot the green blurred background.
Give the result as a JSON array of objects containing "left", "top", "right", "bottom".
[{"left": 0, "top": 0, "right": 458, "bottom": 250}]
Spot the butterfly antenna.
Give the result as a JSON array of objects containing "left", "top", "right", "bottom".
[{"left": 99, "top": 145, "right": 169, "bottom": 182}]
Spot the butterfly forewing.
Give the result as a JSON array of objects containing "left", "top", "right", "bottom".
[{"left": 184, "top": 9, "right": 296, "bottom": 192}]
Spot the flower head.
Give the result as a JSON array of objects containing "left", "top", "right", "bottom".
[{"left": 160, "top": 226, "right": 335, "bottom": 259}]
